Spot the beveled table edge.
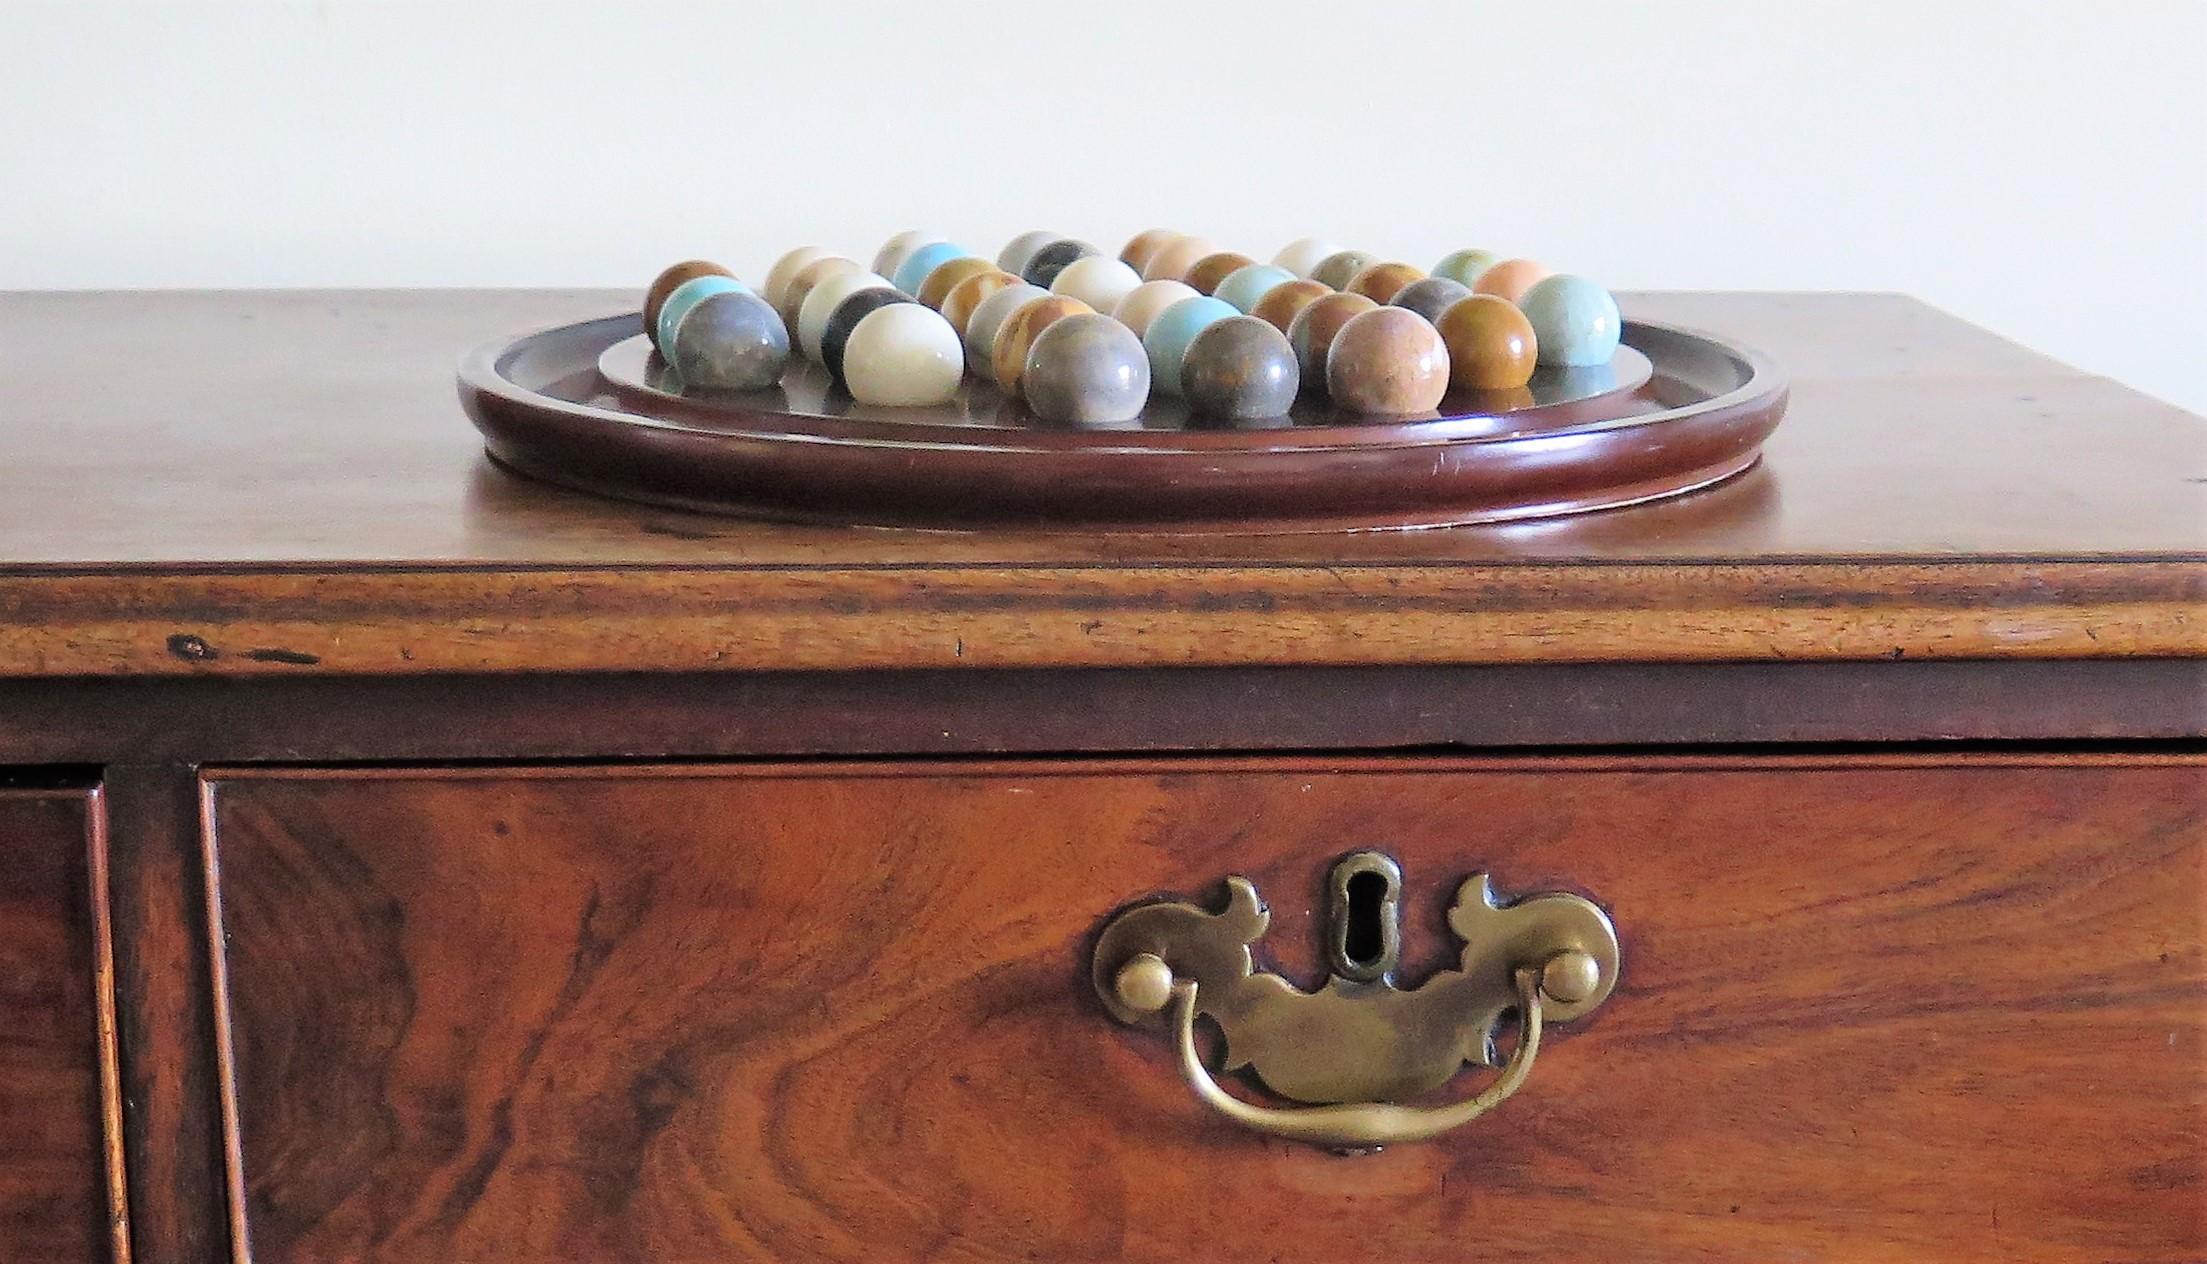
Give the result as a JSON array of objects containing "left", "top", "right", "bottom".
[{"left": 0, "top": 558, "right": 2196, "bottom": 678}]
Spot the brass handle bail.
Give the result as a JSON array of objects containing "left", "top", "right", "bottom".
[{"left": 1113, "top": 949, "right": 1598, "bottom": 1150}]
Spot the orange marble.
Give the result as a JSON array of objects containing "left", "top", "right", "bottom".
[
  {"left": 1184, "top": 252, "right": 1258, "bottom": 297},
  {"left": 916, "top": 256, "right": 1001, "bottom": 311},
  {"left": 940, "top": 269, "right": 1026, "bottom": 339},
  {"left": 1343, "top": 261, "right": 1427, "bottom": 305},
  {"left": 989, "top": 294, "right": 1093, "bottom": 397},
  {"left": 1324, "top": 306, "right": 1451, "bottom": 414},
  {"left": 1142, "top": 235, "right": 1217, "bottom": 283},
  {"left": 1118, "top": 229, "right": 1184, "bottom": 276},
  {"left": 1249, "top": 279, "right": 1334, "bottom": 334},
  {"left": 1472, "top": 258, "right": 1552, "bottom": 303},
  {"left": 1434, "top": 294, "right": 1538, "bottom": 391}
]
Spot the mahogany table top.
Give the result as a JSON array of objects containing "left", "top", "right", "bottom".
[{"left": 0, "top": 290, "right": 2195, "bottom": 676}]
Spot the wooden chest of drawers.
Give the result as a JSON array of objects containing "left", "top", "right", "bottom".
[{"left": 0, "top": 291, "right": 2198, "bottom": 1262}]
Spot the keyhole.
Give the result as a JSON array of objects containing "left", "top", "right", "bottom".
[
  {"left": 1343, "top": 871, "right": 1389, "bottom": 966},
  {"left": 1328, "top": 852, "right": 1402, "bottom": 983}
]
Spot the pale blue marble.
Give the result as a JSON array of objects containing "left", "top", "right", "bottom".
[
  {"left": 1518, "top": 274, "right": 1621, "bottom": 367},
  {"left": 1213, "top": 264, "right": 1298, "bottom": 314},
  {"left": 892, "top": 241, "right": 970, "bottom": 297},
  {"left": 656, "top": 274, "right": 751, "bottom": 354},
  {"left": 1141, "top": 296, "right": 1238, "bottom": 398}
]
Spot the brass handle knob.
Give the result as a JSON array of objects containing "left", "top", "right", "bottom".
[{"left": 1093, "top": 857, "right": 1619, "bottom": 1152}]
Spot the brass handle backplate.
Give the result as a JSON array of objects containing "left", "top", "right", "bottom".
[{"left": 1091, "top": 852, "right": 1618, "bottom": 1152}]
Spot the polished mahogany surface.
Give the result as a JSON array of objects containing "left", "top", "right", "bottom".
[
  {"left": 0, "top": 786, "right": 123, "bottom": 1263},
  {"left": 205, "top": 755, "right": 2206, "bottom": 1263},
  {"left": 0, "top": 290, "right": 2196, "bottom": 565}
]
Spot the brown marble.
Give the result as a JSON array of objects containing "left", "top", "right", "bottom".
[
  {"left": 1184, "top": 251, "right": 1258, "bottom": 297},
  {"left": 1118, "top": 229, "right": 1183, "bottom": 276},
  {"left": 989, "top": 294, "right": 1092, "bottom": 398},
  {"left": 1325, "top": 306, "right": 1451, "bottom": 414},
  {"left": 1285, "top": 291, "right": 1380, "bottom": 392},
  {"left": 1344, "top": 261, "right": 1427, "bottom": 305},
  {"left": 940, "top": 269, "right": 1025, "bottom": 338},
  {"left": 644, "top": 260, "right": 731, "bottom": 338},
  {"left": 777, "top": 255, "right": 863, "bottom": 329},
  {"left": 1180, "top": 315, "right": 1299, "bottom": 421},
  {"left": 1435, "top": 294, "right": 1539, "bottom": 391},
  {"left": 1141, "top": 235, "right": 1216, "bottom": 283},
  {"left": 1473, "top": 258, "right": 1552, "bottom": 303},
  {"left": 1309, "top": 249, "right": 1380, "bottom": 291},
  {"left": 916, "top": 256, "right": 1000, "bottom": 311},
  {"left": 1249, "top": 279, "right": 1333, "bottom": 333}
]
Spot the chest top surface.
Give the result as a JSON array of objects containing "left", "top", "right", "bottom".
[{"left": 0, "top": 289, "right": 2196, "bottom": 677}]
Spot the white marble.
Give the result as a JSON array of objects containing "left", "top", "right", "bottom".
[{"left": 843, "top": 302, "right": 964, "bottom": 405}]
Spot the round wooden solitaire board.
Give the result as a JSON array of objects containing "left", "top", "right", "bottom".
[{"left": 458, "top": 314, "right": 1787, "bottom": 532}]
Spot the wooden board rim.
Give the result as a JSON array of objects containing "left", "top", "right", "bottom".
[{"left": 457, "top": 316, "right": 1791, "bottom": 531}]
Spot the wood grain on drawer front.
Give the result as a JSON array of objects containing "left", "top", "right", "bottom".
[
  {"left": 203, "top": 756, "right": 2205, "bottom": 1264},
  {"left": 0, "top": 787, "right": 125, "bottom": 1263}
]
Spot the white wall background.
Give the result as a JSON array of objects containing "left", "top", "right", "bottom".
[{"left": 4, "top": 1, "right": 2203, "bottom": 412}]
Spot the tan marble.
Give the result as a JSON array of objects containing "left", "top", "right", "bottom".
[
  {"left": 917, "top": 256, "right": 1001, "bottom": 311},
  {"left": 1141, "top": 235, "right": 1217, "bottom": 283},
  {"left": 1249, "top": 279, "right": 1334, "bottom": 333},
  {"left": 778, "top": 255, "right": 864, "bottom": 329},
  {"left": 1118, "top": 229, "right": 1184, "bottom": 276},
  {"left": 762, "top": 245, "right": 828, "bottom": 309},
  {"left": 940, "top": 269, "right": 1025, "bottom": 339},
  {"left": 1184, "top": 251, "right": 1257, "bottom": 297},
  {"left": 1111, "top": 280, "right": 1201, "bottom": 340},
  {"left": 1434, "top": 294, "right": 1538, "bottom": 391},
  {"left": 1325, "top": 307, "right": 1451, "bottom": 414},
  {"left": 1344, "top": 261, "right": 1427, "bottom": 305}
]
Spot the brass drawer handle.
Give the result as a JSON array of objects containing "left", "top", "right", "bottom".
[{"left": 1093, "top": 853, "right": 1618, "bottom": 1152}]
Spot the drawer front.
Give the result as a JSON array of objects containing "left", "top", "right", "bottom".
[
  {"left": 0, "top": 786, "right": 120, "bottom": 1263},
  {"left": 204, "top": 757, "right": 2205, "bottom": 1263}
]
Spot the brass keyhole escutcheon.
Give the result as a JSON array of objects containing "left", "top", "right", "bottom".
[
  {"left": 1092, "top": 853, "right": 1619, "bottom": 1151},
  {"left": 1328, "top": 851, "right": 1401, "bottom": 983}
]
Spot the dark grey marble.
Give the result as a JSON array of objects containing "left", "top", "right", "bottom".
[
  {"left": 1391, "top": 277, "right": 1474, "bottom": 325},
  {"left": 671, "top": 291, "right": 790, "bottom": 392},
  {"left": 1180, "top": 315, "right": 1298, "bottom": 421},
  {"left": 820, "top": 288, "right": 916, "bottom": 384},
  {"left": 1021, "top": 313, "right": 1151, "bottom": 425},
  {"left": 1020, "top": 238, "right": 1098, "bottom": 289}
]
